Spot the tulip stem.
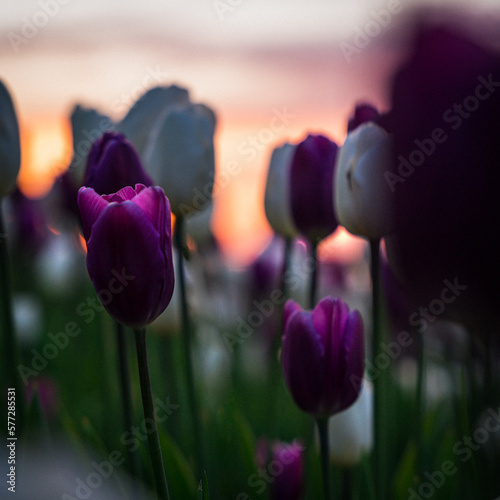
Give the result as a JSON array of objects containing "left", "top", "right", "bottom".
[
  {"left": 415, "top": 330, "right": 425, "bottom": 483},
  {"left": 369, "top": 238, "right": 386, "bottom": 500},
  {"left": 342, "top": 468, "right": 352, "bottom": 500},
  {"left": 175, "top": 216, "right": 204, "bottom": 477},
  {"left": 0, "top": 200, "right": 24, "bottom": 431},
  {"left": 309, "top": 241, "right": 319, "bottom": 309},
  {"left": 134, "top": 328, "right": 170, "bottom": 500},
  {"left": 116, "top": 321, "right": 141, "bottom": 479},
  {"left": 316, "top": 417, "right": 332, "bottom": 500}
]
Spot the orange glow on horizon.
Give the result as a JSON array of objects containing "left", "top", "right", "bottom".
[
  {"left": 18, "top": 116, "right": 72, "bottom": 199},
  {"left": 16, "top": 109, "right": 354, "bottom": 265}
]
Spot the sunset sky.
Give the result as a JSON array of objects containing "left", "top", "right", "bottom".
[{"left": 1, "top": 0, "right": 498, "bottom": 263}]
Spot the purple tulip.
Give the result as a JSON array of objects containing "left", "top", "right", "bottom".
[
  {"left": 270, "top": 441, "right": 304, "bottom": 500},
  {"left": 383, "top": 22, "right": 500, "bottom": 328},
  {"left": 289, "top": 134, "right": 339, "bottom": 243},
  {"left": 347, "top": 103, "right": 381, "bottom": 132},
  {"left": 281, "top": 297, "right": 364, "bottom": 418},
  {"left": 78, "top": 183, "right": 175, "bottom": 328},
  {"left": 255, "top": 439, "right": 304, "bottom": 500},
  {"left": 83, "top": 132, "right": 154, "bottom": 195}
]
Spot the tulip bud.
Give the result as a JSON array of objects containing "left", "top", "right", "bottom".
[
  {"left": 255, "top": 439, "right": 304, "bottom": 500},
  {"left": 143, "top": 100, "right": 216, "bottom": 217},
  {"left": 264, "top": 143, "right": 298, "bottom": 238},
  {"left": 0, "top": 80, "right": 21, "bottom": 197},
  {"left": 118, "top": 85, "right": 189, "bottom": 158},
  {"left": 327, "top": 379, "right": 373, "bottom": 466},
  {"left": 335, "top": 122, "right": 394, "bottom": 240},
  {"left": 68, "top": 104, "right": 114, "bottom": 183},
  {"left": 78, "top": 184, "right": 175, "bottom": 328},
  {"left": 281, "top": 297, "right": 364, "bottom": 418},
  {"left": 347, "top": 103, "right": 380, "bottom": 132},
  {"left": 289, "top": 134, "right": 339, "bottom": 243},
  {"left": 83, "top": 132, "right": 154, "bottom": 195}
]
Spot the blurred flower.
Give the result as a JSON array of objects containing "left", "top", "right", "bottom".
[
  {"left": 383, "top": 22, "right": 500, "bottom": 329},
  {"left": 117, "top": 85, "right": 189, "bottom": 158},
  {"left": 68, "top": 104, "right": 114, "bottom": 184},
  {"left": 327, "top": 379, "right": 373, "bottom": 466},
  {"left": 83, "top": 131, "right": 153, "bottom": 195},
  {"left": 347, "top": 103, "right": 381, "bottom": 132},
  {"left": 7, "top": 188, "right": 48, "bottom": 257},
  {"left": 289, "top": 134, "right": 339, "bottom": 243},
  {"left": 255, "top": 439, "right": 304, "bottom": 500},
  {"left": 67, "top": 104, "right": 114, "bottom": 186},
  {"left": 281, "top": 297, "right": 364, "bottom": 418},
  {"left": 185, "top": 201, "right": 214, "bottom": 253},
  {"left": 26, "top": 376, "right": 59, "bottom": 419},
  {"left": 0, "top": 80, "right": 21, "bottom": 197},
  {"left": 35, "top": 232, "right": 86, "bottom": 296},
  {"left": 13, "top": 292, "right": 43, "bottom": 344},
  {"left": 143, "top": 97, "right": 216, "bottom": 217},
  {"left": 78, "top": 184, "right": 175, "bottom": 328},
  {"left": 264, "top": 143, "right": 298, "bottom": 238},
  {"left": 335, "top": 122, "right": 394, "bottom": 240}
]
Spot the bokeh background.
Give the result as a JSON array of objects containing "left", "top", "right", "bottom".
[{"left": 4, "top": 0, "right": 497, "bottom": 265}]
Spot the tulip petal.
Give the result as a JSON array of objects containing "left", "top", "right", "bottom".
[
  {"left": 338, "top": 310, "right": 364, "bottom": 410},
  {"left": 77, "top": 187, "right": 109, "bottom": 241},
  {"left": 86, "top": 200, "right": 173, "bottom": 327},
  {"left": 282, "top": 308, "right": 325, "bottom": 414}
]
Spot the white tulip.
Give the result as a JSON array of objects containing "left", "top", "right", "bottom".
[
  {"left": 0, "top": 80, "right": 21, "bottom": 197},
  {"left": 328, "top": 379, "right": 373, "bottom": 466},
  {"left": 334, "top": 122, "right": 394, "bottom": 240},
  {"left": 264, "top": 143, "right": 298, "bottom": 238},
  {"left": 117, "top": 85, "right": 189, "bottom": 159},
  {"left": 143, "top": 101, "right": 216, "bottom": 217},
  {"left": 68, "top": 104, "right": 113, "bottom": 183}
]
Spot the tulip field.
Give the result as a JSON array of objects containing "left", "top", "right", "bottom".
[{"left": 2, "top": 11, "right": 500, "bottom": 500}]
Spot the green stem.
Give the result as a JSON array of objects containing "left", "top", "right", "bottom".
[
  {"left": 134, "top": 328, "right": 170, "bottom": 500},
  {"left": 116, "top": 321, "right": 141, "bottom": 480},
  {"left": 316, "top": 417, "right": 331, "bottom": 500},
  {"left": 369, "top": 239, "right": 385, "bottom": 500},
  {"left": 267, "top": 236, "right": 293, "bottom": 434},
  {"left": 308, "top": 241, "right": 319, "bottom": 310},
  {"left": 415, "top": 330, "right": 425, "bottom": 483},
  {"left": 175, "top": 216, "right": 204, "bottom": 477},
  {"left": 0, "top": 200, "right": 24, "bottom": 429},
  {"left": 342, "top": 468, "right": 352, "bottom": 500}
]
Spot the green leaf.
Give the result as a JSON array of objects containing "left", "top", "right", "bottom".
[
  {"left": 196, "top": 471, "right": 210, "bottom": 500},
  {"left": 157, "top": 424, "right": 197, "bottom": 499}
]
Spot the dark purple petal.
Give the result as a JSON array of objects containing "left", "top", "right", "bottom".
[
  {"left": 290, "top": 134, "right": 338, "bottom": 243},
  {"left": 77, "top": 187, "right": 109, "bottom": 241},
  {"left": 281, "top": 307, "right": 325, "bottom": 414},
  {"left": 384, "top": 22, "right": 500, "bottom": 329},
  {"left": 337, "top": 309, "right": 364, "bottom": 411},
  {"left": 86, "top": 200, "right": 173, "bottom": 328},
  {"left": 347, "top": 103, "right": 380, "bottom": 132},
  {"left": 281, "top": 297, "right": 365, "bottom": 418},
  {"left": 83, "top": 132, "right": 154, "bottom": 195},
  {"left": 270, "top": 441, "right": 304, "bottom": 500}
]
